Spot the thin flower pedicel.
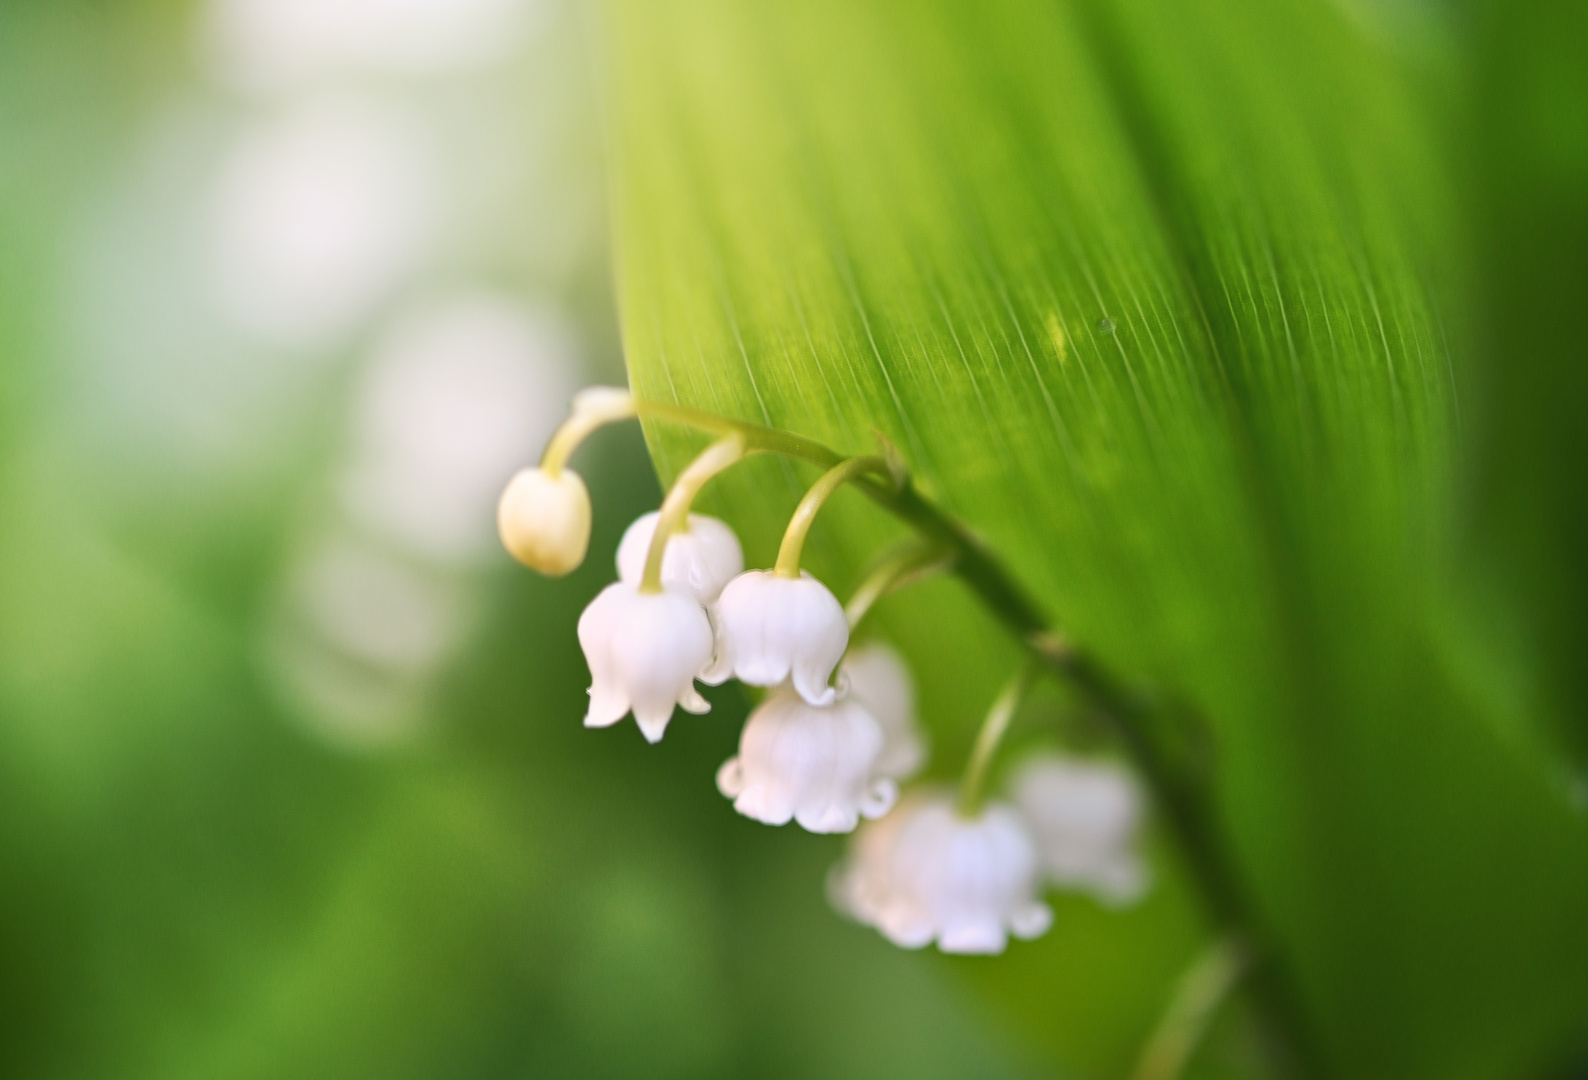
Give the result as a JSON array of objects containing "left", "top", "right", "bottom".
[{"left": 497, "top": 386, "right": 637, "bottom": 576}]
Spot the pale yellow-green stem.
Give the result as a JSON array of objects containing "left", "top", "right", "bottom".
[
  {"left": 957, "top": 659, "right": 1037, "bottom": 817},
  {"left": 539, "top": 389, "right": 638, "bottom": 474},
  {"left": 540, "top": 390, "right": 839, "bottom": 476},
  {"left": 640, "top": 435, "right": 748, "bottom": 593},
  {"left": 843, "top": 542, "right": 954, "bottom": 629},
  {"left": 1131, "top": 937, "right": 1248, "bottom": 1080},
  {"left": 773, "top": 456, "right": 890, "bottom": 579}
]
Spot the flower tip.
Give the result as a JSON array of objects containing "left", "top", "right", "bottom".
[
  {"left": 937, "top": 926, "right": 1009, "bottom": 956},
  {"left": 498, "top": 467, "right": 592, "bottom": 576},
  {"left": 796, "top": 804, "right": 861, "bottom": 834},
  {"left": 1011, "top": 902, "right": 1055, "bottom": 940},
  {"left": 859, "top": 778, "right": 898, "bottom": 820},
  {"left": 716, "top": 758, "right": 746, "bottom": 798},
  {"left": 800, "top": 685, "right": 838, "bottom": 708},
  {"left": 583, "top": 696, "right": 625, "bottom": 729}
]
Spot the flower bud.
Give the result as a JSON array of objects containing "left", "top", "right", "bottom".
[
  {"left": 616, "top": 511, "right": 744, "bottom": 604},
  {"left": 497, "top": 467, "right": 591, "bottom": 576}
]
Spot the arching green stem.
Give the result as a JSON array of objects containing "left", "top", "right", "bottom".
[
  {"left": 640, "top": 435, "right": 747, "bottom": 593},
  {"left": 632, "top": 399, "right": 837, "bottom": 463},
  {"left": 1132, "top": 937, "right": 1248, "bottom": 1080},
  {"left": 844, "top": 542, "right": 954, "bottom": 629},
  {"left": 957, "top": 658, "right": 1038, "bottom": 817},
  {"left": 539, "top": 389, "right": 848, "bottom": 479},
  {"left": 540, "top": 389, "right": 638, "bottom": 474},
  {"left": 774, "top": 456, "right": 890, "bottom": 578}
]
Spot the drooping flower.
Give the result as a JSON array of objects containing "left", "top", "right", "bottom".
[
  {"left": 1010, "top": 754, "right": 1149, "bottom": 905},
  {"left": 716, "top": 689, "right": 897, "bottom": 834},
  {"left": 841, "top": 641, "right": 928, "bottom": 780},
  {"left": 707, "top": 570, "right": 848, "bottom": 705},
  {"left": 577, "top": 581, "right": 713, "bottom": 743},
  {"left": 615, "top": 511, "right": 744, "bottom": 604},
  {"left": 829, "top": 790, "right": 1053, "bottom": 954},
  {"left": 497, "top": 467, "right": 590, "bottom": 576}
]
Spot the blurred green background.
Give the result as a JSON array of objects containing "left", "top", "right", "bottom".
[{"left": 0, "top": 1, "right": 1048, "bottom": 1076}]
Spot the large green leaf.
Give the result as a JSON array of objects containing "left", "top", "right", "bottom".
[
  {"left": 599, "top": 0, "right": 1588, "bottom": 1076},
  {"left": 1465, "top": 0, "right": 1588, "bottom": 769}
]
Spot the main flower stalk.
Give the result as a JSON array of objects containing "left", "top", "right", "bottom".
[{"left": 958, "top": 660, "right": 1036, "bottom": 817}]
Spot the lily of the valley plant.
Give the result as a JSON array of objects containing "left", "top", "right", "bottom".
[{"left": 499, "top": 385, "right": 1156, "bottom": 955}]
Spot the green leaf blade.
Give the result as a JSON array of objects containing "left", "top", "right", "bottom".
[{"left": 601, "top": 0, "right": 1588, "bottom": 1075}]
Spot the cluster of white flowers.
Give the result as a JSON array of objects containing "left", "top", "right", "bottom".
[
  {"left": 498, "top": 394, "right": 1150, "bottom": 954},
  {"left": 573, "top": 508, "right": 915, "bottom": 833}
]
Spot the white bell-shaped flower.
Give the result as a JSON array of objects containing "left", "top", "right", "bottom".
[
  {"left": 829, "top": 790, "right": 1053, "bottom": 955},
  {"left": 1010, "top": 754, "right": 1148, "bottom": 905},
  {"left": 497, "top": 467, "right": 590, "bottom": 576},
  {"left": 577, "top": 581, "right": 713, "bottom": 744},
  {"left": 841, "top": 642, "right": 928, "bottom": 780},
  {"left": 716, "top": 689, "right": 897, "bottom": 834},
  {"left": 707, "top": 570, "right": 848, "bottom": 705},
  {"left": 615, "top": 511, "right": 744, "bottom": 604}
]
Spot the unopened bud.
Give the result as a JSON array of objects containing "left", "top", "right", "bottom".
[{"left": 498, "top": 467, "right": 591, "bottom": 576}]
